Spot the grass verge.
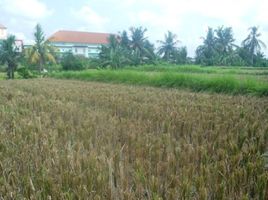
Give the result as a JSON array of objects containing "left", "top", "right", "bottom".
[{"left": 50, "top": 70, "right": 268, "bottom": 96}]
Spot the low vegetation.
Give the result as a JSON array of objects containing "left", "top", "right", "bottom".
[
  {"left": 0, "top": 79, "right": 267, "bottom": 199},
  {"left": 50, "top": 67, "right": 268, "bottom": 96}
]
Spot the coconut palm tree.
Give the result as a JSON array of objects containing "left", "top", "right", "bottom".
[
  {"left": 158, "top": 31, "right": 180, "bottom": 62},
  {"left": 129, "top": 26, "right": 148, "bottom": 52},
  {"left": 195, "top": 27, "right": 218, "bottom": 65},
  {"left": 242, "top": 26, "right": 267, "bottom": 66},
  {"left": 0, "top": 35, "right": 20, "bottom": 79},
  {"left": 215, "top": 26, "right": 236, "bottom": 54},
  {"left": 119, "top": 30, "right": 130, "bottom": 49},
  {"left": 99, "top": 35, "right": 129, "bottom": 69},
  {"left": 214, "top": 26, "right": 237, "bottom": 65},
  {"left": 25, "top": 24, "right": 56, "bottom": 72},
  {"left": 129, "top": 27, "right": 155, "bottom": 64}
]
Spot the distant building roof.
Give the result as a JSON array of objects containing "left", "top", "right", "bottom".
[
  {"left": 0, "top": 24, "right": 7, "bottom": 29},
  {"left": 48, "top": 30, "right": 111, "bottom": 45}
]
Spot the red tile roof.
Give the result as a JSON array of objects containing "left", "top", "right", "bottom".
[
  {"left": 48, "top": 30, "right": 111, "bottom": 44},
  {"left": 0, "top": 24, "right": 6, "bottom": 29}
]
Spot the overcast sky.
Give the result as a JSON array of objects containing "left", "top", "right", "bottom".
[{"left": 0, "top": 0, "right": 268, "bottom": 57}]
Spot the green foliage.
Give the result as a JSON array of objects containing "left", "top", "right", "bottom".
[
  {"left": 98, "top": 35, "right": 130, "bottom": 69},
  {"left": 50, "top": 67, "right": 268, "bottom": 96},
  {"left": 98, "top": 27, "right": 156, "bottom": 68},
  {"left": 196, "top": 27, "right": 219, "bottom": 66},
  {"left": 174, "top": 46, "right": 188, "bottom": 64},
  {"left": 157, "top": 31, "right": 188, "bottom": 64},
  {"left": 25, "top": 24, "right": 56, "bottom": 72},
  {"left": 196, "top": 26, "right": 268, "bottom": 67},
  {"left": 126, "top": 65, "right": 268, "bottom": 75},
  {"left": 158, "top": 31, "right": 180, "bottom": 62},
  {"left": 0, "top": 35, "right": 20, "bottom": 79},
  {"left": 61, "top": 52, "right": 87, "bottom": 71},
  {"left": 242, "top": 26, "right": 267, "bottom": 66},
  {"left": 17, "top": 66, "right": 36, "bottom": 79}
]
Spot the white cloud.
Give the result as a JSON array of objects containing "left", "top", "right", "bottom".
[
  {"left": 1, "top": 0, "right": 53, "bottom": 19},
  {"left": 71, "top": 5, "right": 109, "bottom": 32}
]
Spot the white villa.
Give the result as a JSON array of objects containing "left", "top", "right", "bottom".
[
  {"left": 0, "top": 23, "right": 23, "bottom": 52},
  {"left": 48, "top": 30, "right": 111, "bottom": 58}
]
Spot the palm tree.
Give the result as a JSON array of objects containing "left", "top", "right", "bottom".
[
  {"left": 119, "top": 30, "right": 130, "bottom": 49},
  {"left": 129, "top": 26, "right": 155, "bottom": 64},
  {"left": 129, "top": 26, "right": 148, "bottom": 52},
  {"left": 99, "top": 35, "right": 129, "bottom": 69},
  {"left": 26, "top": 24, "right": 56, "bottom": 72},
  {"left": 242, "top": 26, "right": 267, "bottom": 66},
  {"left": 0, "top": 35, "right": 20, "bottom": 79},
  {"left": 215, "top": 26, "right": 236, "bottom": 54},
  {"left": 195, "top": 27, "right": 217, "bottom": 65},
  {"left": 214, "top": 26, "right": 237, "bottom": 65},
  {"left": 158, "top": 31, "right": 180, "bottom": 62}
]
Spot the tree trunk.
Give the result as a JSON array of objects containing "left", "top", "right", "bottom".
[
  {"left": 7, "top": 65, "right": 11, "bottom": 79},
  {"left": 11, "top": 67, "right": 14, "bottom": 79},
  {"left": 39, "top": 58, "right": 44, "bottom": 73}
]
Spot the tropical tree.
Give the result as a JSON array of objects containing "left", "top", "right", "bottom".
[
  {"left": 99, "top": 35, "right": 129, "bottom": 69},
  {"left": 242, "top": 26, "right": 267, "bottom": 66},
  {"left": 213, "top": 26, "right": 238, "bottom": 65},
  {"left": 119, "top": 30, "right": 130, "bottom": 50},
  {"left": 129, "top": 27, "right": 147, "bottom": 52},
  {"left": 215, "top": 26, "right": 236, "bottom": 54},
  {"left": 158, "top": 31, "right": 180, "bottom": 62},
  {"left": 129, "top": 26, "right": 155, "bottom": 64},
  {"left": 174, "top": 46, "right": 188, "bottom": 64},
  {"left": 0, "top": 35, "right": 20, "bottom": 79},
  {"left": 61, "top": 52, "right": 86, "bottom": 71},
  {"left": 25, "top": 24, "right": 56, "bottom": 72},
  {"left": 195, "top": 27, "right": 218, "bottom": 65}
]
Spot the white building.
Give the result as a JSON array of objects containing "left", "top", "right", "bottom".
[
  {"left": 0, "top": 23, "right": 23, "bottom": 52},
  {"left": 0, "top": 24, "right": 7, "bottom": 40},
  {"left": 48, "top": 30, "right": 111, "bottom": 58}
]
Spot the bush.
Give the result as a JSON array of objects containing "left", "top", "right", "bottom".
[
  {"left": 17, "top": 67, "right": 36, "bottom": 79},
  {"left": 46, "top": 64, "right": 62, "bottom": 72},
  {"left": 61, "top": 52, "right": 89, "bottom": 71}
]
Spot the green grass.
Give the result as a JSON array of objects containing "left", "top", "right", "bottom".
[
  {"left": 50, "top": 69, "right": 268, "bottom": 96},
  {"left": 0, "top": 73, "right": 6, "bottom": 80},
  {"left": 0, "top": 72, "right": 24, "bottom": 80},
  {"left": 126, "top": 65, "right": 268, "bottom": 75}
]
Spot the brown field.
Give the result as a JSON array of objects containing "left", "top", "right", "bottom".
[{"left": 0, "top": 79, "right": 267, "bottom": 199}]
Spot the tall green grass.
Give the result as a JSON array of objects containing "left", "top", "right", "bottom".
[
  {"left": 125, "top": 65, "right": 268, "bottom": 75},
  {"left": 50, "top": 70, "right": 268, "bottom": 96}
]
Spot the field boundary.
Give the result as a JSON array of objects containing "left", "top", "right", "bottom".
[{"left": 50, "top": 70, "right": 268, "bottom": 96}]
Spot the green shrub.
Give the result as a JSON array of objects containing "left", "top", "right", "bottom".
[
  {"left": 61, "top": 52, "right": 89, "bottom": 71},
  {"left": 17, "top": 67, "right": 36, "bottom": 79}
]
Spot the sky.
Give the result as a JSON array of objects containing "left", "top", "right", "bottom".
[{"left": 0, "top": 0, "right": 268, "bottom": 57}]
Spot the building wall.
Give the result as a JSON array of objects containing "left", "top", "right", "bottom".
[
  {"left": 0, "top": 28, "right": 7, "bottom": 40},
  {"left": 51, "top": 42, "right": 101, "bottom": 58},
  {"left": 15, "top": 40, "right": 23, "bottom": 52}
]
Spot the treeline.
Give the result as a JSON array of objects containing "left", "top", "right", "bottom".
[
  {"left": 99, "top": 26, "right": 267, "bottom": 68},
  {"left": 196, "top": 26, "right": 267, "bottom": 67},
  {"left": 96, "top": 27, "right": 189, "bottom": 69},
  {"left": 0, "top": 24, "right": 267, "bottom": 79}
]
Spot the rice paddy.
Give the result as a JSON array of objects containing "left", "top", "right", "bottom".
[{"left": 0, "top": 78, "right": 267, "bottom": 199}]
